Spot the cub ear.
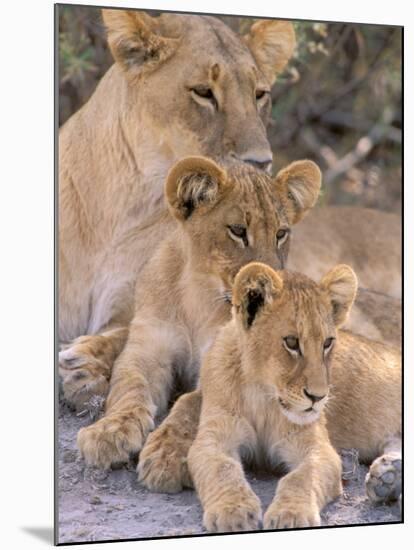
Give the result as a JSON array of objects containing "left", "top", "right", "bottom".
[
  {"left": 102, "top": 9, "right": 179, "bottom": 74},
  {"left": 275, "top": 160, "right": 322, "bottom": 225},
  {"left": 165, "top": 156, "right": 228, "bottom": 221},
  {"left": 320, "top": 264, "right": 358, "bottom": 327},
  {"left": 244, "top": 20, "right": 296, "bottom": 85},
  {"left": 232, "top": 262, "right": 283, "bottom": 330}
]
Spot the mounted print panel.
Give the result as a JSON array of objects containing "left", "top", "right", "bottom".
[{"left": 56, "top": 3, "right": 402, "bottom": 545}]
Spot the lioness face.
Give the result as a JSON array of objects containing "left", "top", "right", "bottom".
[
  {"left": 165, "top": 157, "right": 321, "bottom": 298},
  {"left": 102, "top": 10, "right": 296, "bottom": 171},
  {"left": 232, "top": 263, "right": 358, "bottom": 425}
]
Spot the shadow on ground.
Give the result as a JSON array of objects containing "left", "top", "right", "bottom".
[{"left": 21, "top": 527, "right": 54, "bottom": 545}]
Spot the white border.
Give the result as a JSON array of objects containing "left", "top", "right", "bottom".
[{"left": 0, "top": 0, "right": 411, "bottom": 549}]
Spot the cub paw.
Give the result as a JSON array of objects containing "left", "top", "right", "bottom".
[
  {"left": 365, "top": 452, "right": 402, "bottom": 504},
  {"left": 264, "top": 500, "right": 320, "bottom": 529},
  {"left": 77, "top": 410, "right": 154, "bottom": 469},
  {"left": 203, "top": 494, "right": 262, "bottom": 533},
  {"left": 138, "top": 427, "right": 193, "bottom": 493},
  {"left": 59, "top": 344, "right": 110, "bottom": 413}
]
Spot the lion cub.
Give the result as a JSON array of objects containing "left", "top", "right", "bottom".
[
  {"left": 77, "top": 156, "right": 321, "bottom": 469},
  {"left": 188, "top": 262, "right": 401, "bottom": 532}
]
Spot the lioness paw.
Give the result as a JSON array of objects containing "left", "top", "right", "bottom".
[
  {"left": 59, "top": 345, "right": 110, "bottom": 413},
  {"left": 60, "top": 366, "right": 108, "bottom": 414},
  {"left": 365, "top": 452, "right": 402, "bottom": 504},
  {"left": 77, "top": 410, "right": 154, "bottom": 469},
  {"left": 138, "top": 427, "right": 192, "bottom": 493},
  {"left": 203, "top": 495, "right": 262, "bottom": 533},
  {"left": 264, "top": 501, "right": 320, "bottom": 529}
]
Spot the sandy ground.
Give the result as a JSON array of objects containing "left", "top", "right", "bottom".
[{"left": 57, "top": 402, "right": 401, "bottom": 545}]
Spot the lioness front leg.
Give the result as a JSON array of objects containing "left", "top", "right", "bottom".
[
  {"left": 77, "top": 322, "right": 182, "bottom": 469},
  {"left": 59, "top": 325, "right": 129, "bottom": 412},
  {"left": 264, "top": 435, "right": 342, "bottom": 529},
  {"left": 188, "top": 413, "right": 261, "bottom": 533},
  {"left": 138, "top": 389, "right": 201, "bottom": 492}
]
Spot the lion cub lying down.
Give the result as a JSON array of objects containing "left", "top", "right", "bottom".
[
  {"left": 188, "top": 262, "right": 401, "bottom": 532},
  {"left": 77, "top": 156, "right": 321, "bottom": 468}
]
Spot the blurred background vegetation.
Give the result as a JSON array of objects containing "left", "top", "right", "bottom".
[{"left": 58, "top": 6, "right": 402, "bottom": 213}]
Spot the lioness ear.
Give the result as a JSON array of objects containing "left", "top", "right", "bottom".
[
  {"left": 102, "top": 9, "right": 179, "bottom": 74},
  {"left": 320, "top": 265, "right": 358, "bottom": 327},
  {"left": 233, "top": 262, "right": 283, "bottom": 330},
  {"left": 244, "top": 20, "right": 296, "bottom": 85},
  {"left": 165, "top": 156, "right": 228, "bottom": 221},
  {"left": 275, "top": 160, "right": 322, "bottom": 225}
]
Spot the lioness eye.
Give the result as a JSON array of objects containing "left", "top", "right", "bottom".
[
  {"left": 193, "top": 87, "right": 213, "bottom": 99},
  {"left": 191, "top": 87, "right": 218, "bottom": 109},
  {"left": 284, "top": 336, "right": 300, "bottom": 354},
  {"left": 256, "top": 89, "right": 269, "bottom": 100},
  {"left": 276, "top": 228, "right": 290, "bottom": 247},
  {"left": 324, "top": 338, "right": 335, "bottom": 352},
  {"left": 227, "top": 225, "right": 248, "bottom": 246}
]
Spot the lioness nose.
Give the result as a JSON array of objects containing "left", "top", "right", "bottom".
[
  {"left": 304, "top": 388, "right": 326, "bottom": 403},
  {"left": 245, "top": 158, "right": 273, "bottom": 173},
  {"left": 236, "top": 152, "right": 273, "bottom": 173}
]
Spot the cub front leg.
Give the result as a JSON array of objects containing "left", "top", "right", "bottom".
[
  {"left": 77, "top": 322, "right": 180, "bottom": 469},
  {"left": 59, "top": 326, "right": 128, "bottom": 412},
  {"left": 264, "top": 429, "right": 342, "bottom": 530},
  {"left": 188, "top": 413, "right": 261, "bottom": 533},
  {"left": 138, "top": 390, "right": 202, "bottom": 493}
]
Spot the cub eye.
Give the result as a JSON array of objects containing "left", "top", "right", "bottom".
[
  {"left": 323, "top": 337, "right": 335, "bottom": 352},
  {"left": 276, "top": 228, "right": 290, "bottom": 247},
  {"left": 227, "top": 224, "right": 248, "bottom": 246},
  {"left": 283, "top": 336, "right": 300, "bottom": 354},
  {"left": 191, "top": 87, "right": 218, "bottom": 109},
  {"left": 256, "top": 89, "right": 269, "bottom": 100}
]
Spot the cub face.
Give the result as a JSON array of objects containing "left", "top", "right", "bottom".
[
  {"left": 165, "top": 156, "right": 322, "bottom": 297},
  {"left": 102, "top": 10, "right": 296, "bottom": 169},
  {"left": 232, "top": 262, "right": 358, "bottom": 425}
]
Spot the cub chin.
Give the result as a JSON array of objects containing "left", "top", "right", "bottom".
[
  {"left": 76, "top": 156, "right": 322, "bottom": 470},
  {"left": 188, "top": 262, "right": 401, "bottom": 532}
]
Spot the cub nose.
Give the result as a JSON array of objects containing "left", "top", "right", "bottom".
[{"left": 303, "top": 388, "right": 326, "bottom": 403}]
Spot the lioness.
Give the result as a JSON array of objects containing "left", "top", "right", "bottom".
[
  {"left": 187, "top": 262, "right": 401, "bottom": 532},
  {"left": 75, "top": 156, "right": 322, "bottom": 467}
]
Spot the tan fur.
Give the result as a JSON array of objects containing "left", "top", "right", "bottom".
[
  {"left": 141, "top": 264, "right": 400, "bottom": 518},
  {"left": 289, "top": 206, "right": 401, "bottom": 298},
  {"left": 76, "top": 157, "right": 322, "bottom": 468},
  {"left": 186, "top": 263, "right": 401, "bottom": 532},
  {"left": 58, "top": 10, "right": 296, "bottom": 409},
  {"left": 347, "top": 288, "right": 401, "bottom": 346}
]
